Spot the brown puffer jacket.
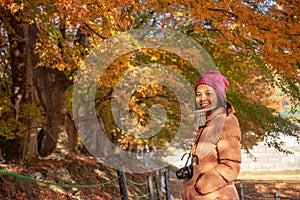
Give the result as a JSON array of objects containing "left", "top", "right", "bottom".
[{"left": 181, "top": 110, "right": 242, "bottom": 200}]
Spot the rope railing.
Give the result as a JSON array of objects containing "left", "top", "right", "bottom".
[
  {"left": 126, "top": 178, "right": 149, "bottom": 186},
  {"left": 0, "top": 169, "right": 120, "bottom": 188},
  {"left": 124, "top": 174, "right": 160, "bottom": 199},
  {"left": 130, "top": 192, "right": 152, "bottom": 199},
  {"left": 117, "top": 168, "right": 171, "bottom": 200},
  {"left": 125, "top": 178, "right": 152, "bottom": 199}
]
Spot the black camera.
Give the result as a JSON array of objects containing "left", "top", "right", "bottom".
[
  {"left": 176, "top": 154, "right": 199, "bottom": 180},
  {"left": 176, "top": 164, "right": 193, "bottom": 179}
]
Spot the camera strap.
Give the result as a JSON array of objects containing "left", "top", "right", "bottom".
[
  {"left": 189, "top": 127, "right": 204, "bottom": 165},
  {"left": 193, "top": 127, "right": 204, "bottom": 155},
  {"left": 180, "top": 127, "right": 205, "bottom": 167}
]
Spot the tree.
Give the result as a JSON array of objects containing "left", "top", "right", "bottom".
[
  {"left": 0, "top": 0, "right": 138, "bottom": 158},
  {"left": 0, "top": 7, "right": 40, "bottom": 159},
  {"left": 0, "top": 1, "right": 80, "bottom": 158}
]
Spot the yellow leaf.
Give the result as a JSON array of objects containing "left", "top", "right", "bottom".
[
  {"left": 174, "top": 12, "right": 184, "bottom": 16},
  {"left": 151, "top": 56, "right": 159, "bottom": 61},
  {"left": 230, "top": 23, "right": 238, "bottom": 30}
]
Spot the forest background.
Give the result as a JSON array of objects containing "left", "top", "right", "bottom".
[{"left": 0, "top": 0, "right": 299, "bottom": 165}]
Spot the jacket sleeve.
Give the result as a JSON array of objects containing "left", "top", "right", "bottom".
[{"left": 195, "top": 115, "right": 242, "bottom": 195}]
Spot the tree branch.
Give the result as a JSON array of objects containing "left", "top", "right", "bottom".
[
  {"left": 83, "top": 21, "right": 106, "bottom": 40},
  {"left": 207, "top": 7, "right": 238, "bottom": 18}
]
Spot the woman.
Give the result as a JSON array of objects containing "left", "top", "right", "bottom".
[{"left": 181, "top": 70, "right": 242, "bottom": 200}]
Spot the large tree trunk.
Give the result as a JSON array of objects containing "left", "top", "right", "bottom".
[
  {"left": 34, "top": 67, "right": 77, "bottom": 157},
  {"left": 7, "top": 18, "right": 39, "bottom": 159}
]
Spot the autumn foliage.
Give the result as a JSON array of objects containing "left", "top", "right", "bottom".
[{"left": 0, "top": 0, "right": 299, "bottom": 159}]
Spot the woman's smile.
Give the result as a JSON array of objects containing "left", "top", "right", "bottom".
[{"left": 195, "top": 84, "right": 217, "bottom": 110}]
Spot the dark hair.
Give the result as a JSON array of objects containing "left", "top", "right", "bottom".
[
  {"left": 214, "top": 89, "right": 234, "bottom": 116},
  {"left": 226, "top": 102, "right": 233, "bottom": 115},
  {"left": 214, "top": 89, "right": 226, "bottom": 109}
]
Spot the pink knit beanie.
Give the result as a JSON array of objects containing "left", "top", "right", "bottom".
[{"left": 195, "top": 70, "right": 229, "bottom": 99}]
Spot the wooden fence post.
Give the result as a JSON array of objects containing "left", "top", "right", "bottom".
[
  {"left": 274, "top": 192, "right": 280, "bottom": 200},
  {"left": 154, "top": 176, "right": 161, "bottom": 200},
  {"left": 239, "top": 183, "right": 245, "bottom": 200},
  {"left": 163, "top": 168, "right": 171, "bottom": 200},
  {"left": 148, "top": 175, "right": 154, "bottom": 200},
  {"left": 116, "top": 168, "right": 129, "bottom": 200}
]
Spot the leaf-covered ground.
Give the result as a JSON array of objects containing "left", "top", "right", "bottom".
[
  {"left": 0, "top": 155, "right": 299, "bottom": 200},
  {"left": 234, "top": 180, "right": 300, "bottom": 200}
]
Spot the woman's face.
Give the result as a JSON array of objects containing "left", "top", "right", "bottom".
[{"left": 195, "top": 84, "right": 218, "bottom": 110}]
